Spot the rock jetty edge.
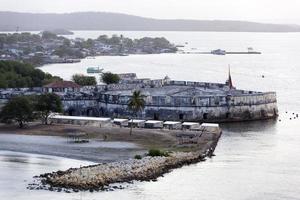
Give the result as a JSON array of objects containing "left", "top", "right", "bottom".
[{"left": 30, "top": 131, "right": 222, "bottom": 192}]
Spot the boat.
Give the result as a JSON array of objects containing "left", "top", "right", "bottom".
[
  {"left": 86, "top": 67, "right": 103, "bottom": 74},
  {"left": 211, "top": 49, "right": 226, "bottom": 55}
]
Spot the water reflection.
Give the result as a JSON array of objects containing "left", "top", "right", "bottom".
[{"left": 220, "top": 118, "right": 278, "bottom": 133}]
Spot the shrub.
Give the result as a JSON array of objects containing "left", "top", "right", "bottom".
[
  {"left": 134, "top": 155, "right": 142, "bottom": 160},
  {"left": 72, "top": 74, "right": 96, "bottom": 86},
  {"left": 101, "top": 72, "right": 120, "bottom": 85},
  {"left": 147, "top": 149, "right": 169, "bottom": 157}
]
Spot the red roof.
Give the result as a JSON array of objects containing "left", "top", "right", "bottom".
[{"left": 44, "top": 81, "right": 81, "bottom": 88}]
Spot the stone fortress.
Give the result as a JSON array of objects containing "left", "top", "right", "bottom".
[
  {"left": 64, "top": 72, "right": 278, "bottom": 122},
  {"left": 0, "top": 71, "right": 278, "bottom": 122}
]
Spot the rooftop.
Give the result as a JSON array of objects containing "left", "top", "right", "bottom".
[
  {"left": 50, "top": 115, "right": 111, "bottom": 122},
  {"left": 102, "top": 85, "right": 259, "bottom": 97},
  {"left": 44, "top": 81, "right": 81, "bottom": 88}
]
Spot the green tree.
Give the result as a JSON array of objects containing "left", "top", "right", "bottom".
[
  {"left": 72, "top": 74, "right": 96, "bottom": 86},
  {"left": 0, "top": 96, "right": 35, "bottom": 128},
  {"left": 0, "top": 61, "right": 62, "bottom": 88},
  {"left": 128, "top": 90, "right": 145, "bottom": 135},
  {"left": 41, "top": 31, "right": 57, "bottom": 40},
  {"left": 35, "top": 93, "right": 63, "bottom": 124},
  {"left": 101, "top": 72, "right": 120, "bottom": 85}
]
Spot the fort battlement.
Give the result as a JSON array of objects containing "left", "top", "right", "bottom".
[
  {"left": 0, "top": 74, "right": 279, "bottom": 122},
  {"left": 94, "top": 75, "right": 278, "bottom": 122}
]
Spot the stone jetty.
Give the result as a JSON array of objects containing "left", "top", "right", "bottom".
[{"left": 30, "top": 127, "right": 222, "bottom": 192}]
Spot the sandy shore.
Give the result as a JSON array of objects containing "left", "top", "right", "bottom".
[
  {"left": 0, "top": 123, "right": 222, "bottom": 192},
  {"left": 0, "top": 123, "right": 181, "bottom": 162},
  {"left": 30, "top": 128, "right": 222, "bottom": 192}
]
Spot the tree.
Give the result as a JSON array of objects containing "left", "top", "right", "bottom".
[
  {"left": 128, "top": 90, "right": 145, "bottom": 135},
  {"left": 41, "top": 31, "right": 57, "bottom": 40},
  {"left": 101, "top": 72, "right": 120, "bottom": 85},
  {"left": 0, "top": 61, "right": 62, "bottom": 88},
  {"left": 0, "top": 96, "right": 35, "bottom": 128},
  {"left": 35, "top": 93, "right": 63, "bottom": 124},
  {"left": 72, "top": 74, "right": 96, "bottom": 86}
]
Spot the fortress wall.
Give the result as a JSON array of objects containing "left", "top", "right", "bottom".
[
  {"left": 230, "top": 92, "right": 277, "bottom": 106},
  {"left": 97, "top": 101, "right": 278, "bottom": 122},
  {"left": 0, "top": 99, "right": 8, "bottom": 110},
  {"left": 99, "top": 92, "right": 277, "bottom": 108},
  {"left": 62, "top": 100, "right": 99, "bottom": 116}
]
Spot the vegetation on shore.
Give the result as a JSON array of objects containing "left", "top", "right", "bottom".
[
  {"left": 0, "top": 93, "right": 62, "bottom": 127},
  {"left": 0, "top": 61, "right": 61, "bottom": 88},
  {"left": 0, "top": 96, "right": 36, "bottom": 128},
  {"left": 72, "top": 74, "right": 96, "bottom": 86},
  {"left": 101, "top": 72, "right": 120, "bottom": 84},
  {"left": 148, "top": 149, "right": 170, "bottom": 157},
  {"left": 35, "top": 93, "right": 63, "bottom": 125},
  {"left": 0, "top": 32, "right": 177, "bottom": 66},
  {"left": 128, "top": 90, "right": 145, "bottom": 135}
]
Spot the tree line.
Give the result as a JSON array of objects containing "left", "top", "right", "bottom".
[
  {"left": 72, "top": 72, "right": 120, "bottom": 86},
  {"left": 0, "top": 93, "right": 62, "bottom": 128},
  {"left": 0, "top": 61, "right": 61, "bottom": 88}
]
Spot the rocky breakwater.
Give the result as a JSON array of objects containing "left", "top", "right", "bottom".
[{"left": 30, "top": 129, "right": 222, "bottom": 192}]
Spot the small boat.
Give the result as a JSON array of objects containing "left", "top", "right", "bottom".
[
  {"left": 211, "top": 49, "right": 226, "bottom": 55},
  {"left": 87, "top": 67, "right": 103, "bottom": 74}
]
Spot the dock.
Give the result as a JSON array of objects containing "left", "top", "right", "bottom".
[{"left": 180, "top": 51, "right": 261, "bottom": 55}]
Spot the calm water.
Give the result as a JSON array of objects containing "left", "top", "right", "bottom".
[{"left": 2, "top": 31, "right": 300, "bottom": 200}]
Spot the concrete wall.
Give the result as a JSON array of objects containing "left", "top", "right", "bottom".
[
  {"left": 95, "top": 92, "right": 278, "bottom": 122},
  {"left": 62, "top": 100, "right": 100, "bottom": 117},
  {"left": 97, "top": 101, "right": 278, "bottom": 122}
]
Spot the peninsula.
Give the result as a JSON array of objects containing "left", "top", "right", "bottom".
[{"left": 0, "top": 32, "right": 177, "bottom": 65}]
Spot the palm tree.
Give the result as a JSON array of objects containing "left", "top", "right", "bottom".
[{"left": 128, "top": 90, "right": 145, "bottom": 135}]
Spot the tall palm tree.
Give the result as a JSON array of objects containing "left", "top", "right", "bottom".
[{"left": 128, "top": 90, "right": 145, "bottom": 135}]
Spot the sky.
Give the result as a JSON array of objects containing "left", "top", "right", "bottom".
[{"left": 1, "top": 0, "right": 300, "bottom": 24}]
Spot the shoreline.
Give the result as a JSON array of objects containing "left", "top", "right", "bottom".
[
  {"left": 0, "top": 123, "right": 222, "bottom": 192},
  {"left": 0, "top": 123, "right": 188, "bottom": 162},
  {"left": 27, "top": 125, "right": 222, "bottom": 192}
]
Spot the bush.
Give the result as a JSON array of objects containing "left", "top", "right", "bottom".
[
  {"left": 101, "top": 72, "right": 120, "bottom": 85},
  {"left": 72, "top": 74, "right": 96, "bottom": 86},
  {"left": 134, "top": 155, "right": 142, "bottom": 160},
  {"left": 0, "top": 96, "right": 36, "bottom": 128},
  {"left": 0, "top": 61, "right": 62, "bottom": 88},
  {"left": 147, "top": 149, "right": 169, "bottom": 157}
]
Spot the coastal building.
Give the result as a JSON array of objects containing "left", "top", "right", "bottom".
[
  {"left": 49, "top": 115, "right": 111, "bottom": 127},
  {"left": 128, "top": 120, "right": 146, "bottom": 128},
  {"left": 144, "top": 120, "right": 164, "bottom": 129},
  {"left": 182, "top": 122, "right": 201, "bottom": 130},
  {"left": 0, "top": 71, "right": 278, "bottom": 123},
  {"left": 43, "top": 81, "right": 81, "bottom": 93},
  {"left": 163, "top": 121, "right": 182, "bottom": 130},
  {"left": 92, "top": 72, "right": 278, "bottom": 122},
  {"left": 113, "top": 118, "right": 129, "bottom": 127}
]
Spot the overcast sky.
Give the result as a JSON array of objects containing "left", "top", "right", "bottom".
[{"left": 1, "top": 0, "right": 300, "bottom": 24}]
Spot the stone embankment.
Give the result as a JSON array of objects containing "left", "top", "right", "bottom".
[{"left": 29, "top": 130, "right": 222, "bottom": 192}]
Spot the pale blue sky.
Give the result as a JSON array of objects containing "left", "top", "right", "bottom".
[{"left": 1, "top": 0, "right": 300, "bottom": 24}]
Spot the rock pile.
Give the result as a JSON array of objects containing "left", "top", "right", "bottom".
[
  {"left": 31, "top": 152, "right": 206, "bottom": 192},
  {"left": 29, "top": 129, "right": 222, "bottom": 192}
]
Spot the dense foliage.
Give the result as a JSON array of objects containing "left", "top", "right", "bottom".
[
  {"left": 35, "top": 93, "right": 63, "bottom": 124},
  {"left": 72, "top": 74, "right": 97, "bottom": 86},
  {"left": 0, "top": 61, "right": 61, "bottom": 88},
  {"left": 147, "top": 149, "right": 169, "bottom": 157},
  {"left": 0, "top": 96, "right": 36, "bottom": 128},
  {"left": 97, "top": 34, "right": 177, "bottom": 54},
  {"left": 0, "top": 93, "right": 63, "bottom": 127},
  {"left": 101, "top": 72, "right": 120, "bottom": 85}
]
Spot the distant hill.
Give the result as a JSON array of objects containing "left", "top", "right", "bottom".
[{"left": 1, "top": 11, "right": 300, "bottom": 32}]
